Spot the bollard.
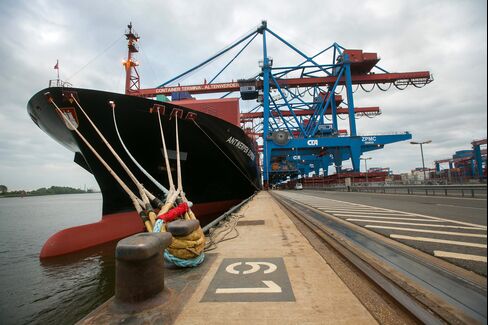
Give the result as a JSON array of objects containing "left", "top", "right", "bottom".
[
  {"left": 167, "top": 219, "right": 200, "bottom": 236},
  {"left": 114, "top": 232, "right": 172, "bottom": 306}
]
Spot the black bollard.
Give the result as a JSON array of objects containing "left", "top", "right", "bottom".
[
  {"left": 167, "top": 219, "right": 200, "bottom": 236},
  {"left": 114, "top": 232, "right": 172, "bottom": 306}
]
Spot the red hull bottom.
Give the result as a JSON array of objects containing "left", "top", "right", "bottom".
[{"left": 39, "top": 199, "right": 241, "bottom": 258}]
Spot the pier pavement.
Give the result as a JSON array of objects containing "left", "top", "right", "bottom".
[{"left": 173, "top": 191, "right": 378, "bottom": 324}]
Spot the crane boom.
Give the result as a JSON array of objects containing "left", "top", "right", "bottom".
[
  {"left": 130, "top": 71, "right": 431, "bottom": 97},
  {"left": 240, "top": 106, "right": 380, "bottom": 120}
]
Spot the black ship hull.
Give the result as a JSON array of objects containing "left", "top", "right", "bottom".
[{"left": 27, "top": 87, "right": 260, "bottom": 257}]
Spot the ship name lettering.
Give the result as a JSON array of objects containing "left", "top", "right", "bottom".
[{"left": 226, "top": 136, "right": 255, "bottom": 161}]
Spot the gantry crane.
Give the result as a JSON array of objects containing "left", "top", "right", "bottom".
[
  {"left": 435, "top": 139, "right": 486, "bottom": 181},
  {"left": 124, "top": 21, "right": 433, "bottom": 188}
]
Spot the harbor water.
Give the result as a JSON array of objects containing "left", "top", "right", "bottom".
[{"left": 0, "top": 193, "right": 115, "bottom": 324}]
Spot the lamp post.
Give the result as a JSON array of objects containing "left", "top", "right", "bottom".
[
  {"left": 411, "top": 140, "right": 432, "bottom": 183},
  {"left": 361, "top": 157, "right": 372, "bottom": 183}
]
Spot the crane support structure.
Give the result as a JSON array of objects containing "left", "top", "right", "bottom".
[
  {"left": 129, "top": 21, "right": 433, "bottom": 187},
  {"left": 472, "top": 138, "right": 487, "bottom": 179}
]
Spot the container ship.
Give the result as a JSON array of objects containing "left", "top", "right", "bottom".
[
  {"left": 27, "top": 87, "right": 260, "bottom": 258},
  {"left": 27, "top": 25, "right": 261, "bottom": 258}
]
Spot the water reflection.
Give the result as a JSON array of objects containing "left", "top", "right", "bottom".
[
  {"left": 0, "top": 194, "right": 223, "bottom": 324},
  {"left": 30, "top": 242, "right": 117, "bottom": 324},
  {"left": 0, "top": 193, "right": 118, "bottom": 325}
]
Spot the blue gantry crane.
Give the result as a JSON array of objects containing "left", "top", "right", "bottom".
[
  {"left": 132, "top": 21, "right": 433, "bottom": 188},
  {"left": 435, "top": 138, "right": 487, "bottom": 181}
]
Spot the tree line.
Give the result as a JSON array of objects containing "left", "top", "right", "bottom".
[{"left": 0, "top": 185, "right": 95, "bottom": 197}]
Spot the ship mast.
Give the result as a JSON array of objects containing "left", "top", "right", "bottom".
[{"left": 123, "top": 22, "right": 140, "bottom": 94}]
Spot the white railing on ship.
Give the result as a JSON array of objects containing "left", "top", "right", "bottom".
[{"left": 49, "top": 79, "right": 73, "bottom": 88}]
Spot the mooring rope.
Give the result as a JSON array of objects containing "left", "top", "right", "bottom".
[
  {"left": 70, "top": 95, "right": 161, "bottom": 226},
  {"left": 70, "top": 95, "right": 151, "bottom": 207},
  {"left": 48, "top": 95, "right": 153, "bottom": 231},
  {"left": 192, "top": 120, "right": 260, "bottom": 191},
  {"left": 174, "top": 116, "right": 198, "bottom": 221},
  {"left": 155, "top": 109, "right": 182, "bottom": 225},
  {"left": 175, "top": 116, "right": 185, "bottom": 201},
  {"left": 151, "top": 114, "right": 204, "bottom": 265},
  {"left": 164, "top": 250, "right": 205, "bottom": 267},
  {"left": 157, "top": 109, "right": 178, "bottom": 199},
  {"left": 111, "top": 103, "right": 169, "bottom": 195}
]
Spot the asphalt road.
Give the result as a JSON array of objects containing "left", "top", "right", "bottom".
[
  {"left": 302, "top": 189, "right": 487, "bottom": 226},
  {"left": 277, "top": 189, "right": 487, "bottom": 276},
  {"left": 337, "top": 187, "right": 487, "bottom": 199}
]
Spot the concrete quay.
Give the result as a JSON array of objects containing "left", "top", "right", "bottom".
[{"left": 81, "top": 191, "right": 389, "bottom": 324}]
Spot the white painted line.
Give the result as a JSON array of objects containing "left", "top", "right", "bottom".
[
  {"left": 216, "top": 281, "right": 282, "bottom": 294},
  {"left": 338, "top": 215, "right": 442, "bottom": 222},
  {"left": 302, "top": 201, "right": 365, "bottom": 207},
  {"left": 346, "top": 219, "right": 483, "bottom": 230},
  {"left": 318, "top": 209, "right": 397, "bottom": 213},
  {"left": 226, "top": 262, "right": 241, "bottom": 274},
  {"left": 283, "top": 194, "right": 487, "bottom": 231},
  {"left": 327, "top": 210, "right": 413, "bottom": 216},
  {"left": 436, "top": 204, "right": 487, "bottom": 210},
  {"left": 334, "top": 214, "right": 439, "bottom": 221},
  {"left": 390, "top": 234, "right": 487, "bottom": 248},
  {"left": 243, "top": 262, "right": 277, "bottom": 274},
  {"left": 434, "top": 251, "right": 487, "bottom": 262},
  {"left": 310, "top": 203, "right": 350, "bottom": 206},
  {"left": 366, "top": 225, "right": 487, "bottom": 238},
  {"left": 242, "top": 263, "right": 260, "bottom": 275},
  {"left": 314, "top": 207, "right": 392, "bottom": 214},
  {"left": 314, "top": 204, "right": 388, "bottom": 208},
  {"left": 312, "top": 204, "right": 376, "bottom": 208},
  {"left": 320, "top": 197, "right": 487, "bottom": 230}
]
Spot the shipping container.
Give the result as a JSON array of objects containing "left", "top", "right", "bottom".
[{"left": 171, "top": 98, "right": 240, "bottom": 126}]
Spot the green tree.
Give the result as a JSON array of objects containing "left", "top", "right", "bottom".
[{"left": 0, "top": 185, "right": 7, "bottom": 194}]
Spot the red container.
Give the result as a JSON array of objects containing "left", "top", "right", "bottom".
[
  {"left": 343, "top": 49, "right": 363, "bottom": 62},
  {"left": 363, "top": 52, "right": 378, "bottom": 61},
  {"left": 171, "top": 98, "right": 240, "bottom": 126}
]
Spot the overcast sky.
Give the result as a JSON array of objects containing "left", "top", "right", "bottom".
[{"left": 0, "top": 0, "right": 486, "bottom": 190}]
